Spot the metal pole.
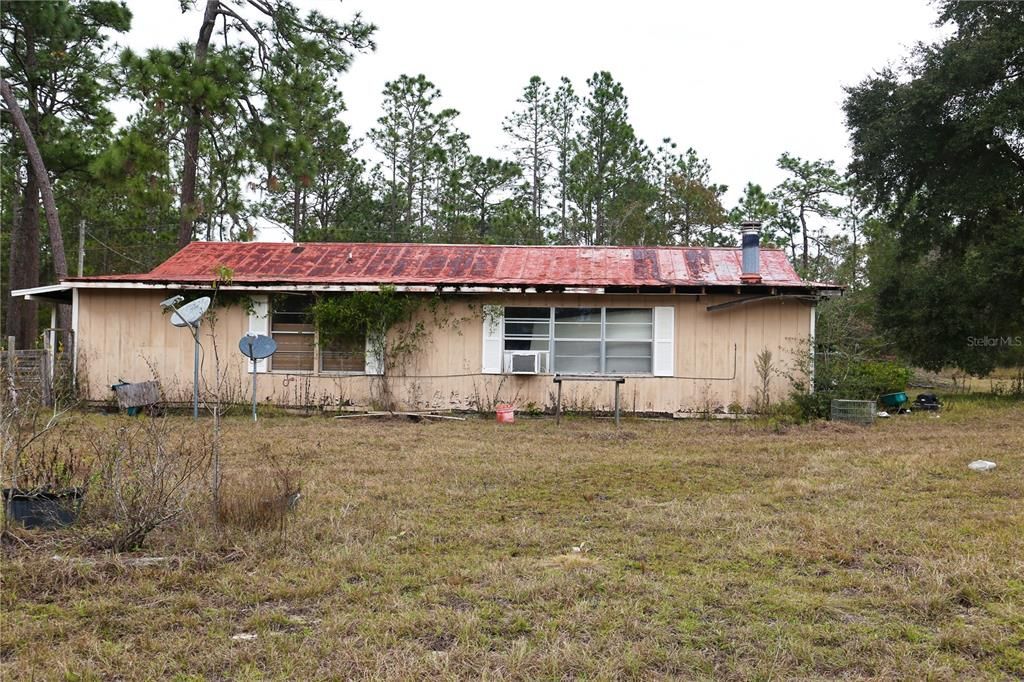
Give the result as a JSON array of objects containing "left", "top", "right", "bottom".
[
  {"left": 555, "top": 380, "right": 562, "bottom": 426},
  {"left": 251, "top": 355, "right": 258, "bottom": 422},
  {"left": 77, "top": 219, "right": 85, "bottom": 277},
  {"left": 192, "top": 323, "right": 200, "bottom": 420},
  {"left": 614, "top": 381, "right": 621, "bottom": 427}
]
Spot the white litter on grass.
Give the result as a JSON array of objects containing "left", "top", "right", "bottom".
[
  {"left": 968, "top": 460, "right": 997, "bottom": 472},
  {"left": 231, "top": 633, "right": 258, "bottom": 641},
  {"left": 877, "top": 411, "right": 890, "bottom": 418}
]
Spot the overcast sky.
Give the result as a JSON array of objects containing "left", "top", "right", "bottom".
[{"left": 119, "top": 0, "right": 947, "bottom": 240}]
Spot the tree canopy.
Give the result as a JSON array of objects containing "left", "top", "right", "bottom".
[{"left": 844, "top": 0, "right": 1024, "bottom": 373}]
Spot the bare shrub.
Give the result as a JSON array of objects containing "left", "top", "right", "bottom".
[
  {"left": 1, "top": 365, "right": 85, "bottom": 535},
  {"left": 697, "top": 382, "right": 720, "bottom": 417},
  {"left": 1011, "top": 366, "right": 1024, "bottom": 397},
  {"left": 217, "top": 463, "right": 300, "bottom": 532},
  {"left": 470, "top": 375, "right": 510, "bottom": 414},
  {"left": 82, "top": 418, "right": 212, "bottom": 552},
  {"left": 5, "top": 419, "right": 89, "bottom": 493}
]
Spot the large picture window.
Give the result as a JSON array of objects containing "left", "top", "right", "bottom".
[
  {"left": 502, "top": 306, "right": 653, "bottom": 375},
  {"left": 270, "top": 296, "right": 365, "bottom": 373}
]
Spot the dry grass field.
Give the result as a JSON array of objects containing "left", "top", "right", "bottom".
[{"left": 3, "top": 397, "right": 1023, "bottom": 680}]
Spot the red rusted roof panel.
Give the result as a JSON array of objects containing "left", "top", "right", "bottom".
[{"left": 69, "top": 242, "right": 830, "bottom": 288}]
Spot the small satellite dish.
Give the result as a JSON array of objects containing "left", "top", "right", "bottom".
[
  {"left": 238, "top": 333, "right": 277, "bottom": 360},
  {"left": 170, "top": 296, "right": 211, "bottom": 327}
]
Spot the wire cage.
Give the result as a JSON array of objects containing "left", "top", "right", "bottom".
[{"left": 830, "top": 399, "right": 876, "bottom": 425}]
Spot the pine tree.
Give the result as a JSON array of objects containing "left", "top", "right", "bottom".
[
  {"left": 459, "top": 155, "right": 522, "bottom": 239},
  {"left": 770, "top": 153, "right": 845, "bottom": 272},
  {"left": 368, "top": 74, "right": 459, "bottom": 240},
  {"left": 547, "top": 77, "right": 578, "bottom": 243},
  {"left": 652, "top": 140, "right": 729, "bottom": 246},
  {"left": 502, "top": 76, "right": 552, "bottom": 235},
  {"left": 256, "top": 53, "right": 370, "bottom": 242},
  {"left": 122, "top": 0, "right": 375, "bottom": 247},
  {"left": 568, "top": 72, "right": 650, "bottom": 245},
  {"left": 1, "top": 0, "right": 131, "bottom": 346}
]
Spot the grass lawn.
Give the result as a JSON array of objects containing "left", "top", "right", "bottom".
[{"left": 3, "top": 398, "right": 1023, "bottom": 679}]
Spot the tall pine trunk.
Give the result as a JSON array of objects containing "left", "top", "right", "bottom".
[
  {"left": 177, "top": 0, "right": 220, "bottom": 248},
  {"left": 292, "top": 184, "right": 302, "bottom": 241},
  {"left": 532, "top": 106, "right": 541, "bottom": 223},
  {"left": 2, "top": 77, "right": 69, "bottom": 347},
  {"left": 7, "top": 174, "right": 40, "bottom": 349},
  {"left": 799, "top": 205, "right": 809, "bottom": 272}
]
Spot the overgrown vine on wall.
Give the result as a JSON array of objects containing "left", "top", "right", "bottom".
[{"left": 311, "top": 286, "right": 427, "bottom": 410}]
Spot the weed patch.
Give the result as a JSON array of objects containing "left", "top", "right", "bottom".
[{"left": 2, "top": 404, "right": 1023, "bottom": 678}]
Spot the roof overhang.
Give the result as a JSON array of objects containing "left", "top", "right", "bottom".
[
  {"left": 10, "top": 283, "right": 73, "bottom": 303},
  {"left": 16, "top": 279, "right": 842, "bottom": 298}
]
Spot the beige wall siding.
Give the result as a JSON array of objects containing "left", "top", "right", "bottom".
[{"left": 76, "top": 289, "right": 811, "bottom": 414}]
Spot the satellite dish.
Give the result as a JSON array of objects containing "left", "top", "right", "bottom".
[
  {"left": 238, "top": 333, "right": 277, "bottom": 360},
  {"left": 170, "top": 296, "right": 211, "bottom": 327}
]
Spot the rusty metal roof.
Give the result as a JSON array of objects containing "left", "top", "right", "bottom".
[{"left": 68, "top": 242, "right": 832, "bottom": 290}]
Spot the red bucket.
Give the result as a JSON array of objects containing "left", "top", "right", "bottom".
[{"left": 495, "top": 404, "right": 515, "bottom": 424}]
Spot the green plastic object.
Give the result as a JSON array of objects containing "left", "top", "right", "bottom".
[{"left": 880, "top": 392, "right": 908, "bottom": 408}]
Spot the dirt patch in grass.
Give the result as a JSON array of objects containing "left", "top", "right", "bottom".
[{"left": 3, "top": 400, "right": 1023, "bottom": 679}]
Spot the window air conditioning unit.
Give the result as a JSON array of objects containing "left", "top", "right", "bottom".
[{"left": 505, "top": 351, "right": 549, "bottom": 375}]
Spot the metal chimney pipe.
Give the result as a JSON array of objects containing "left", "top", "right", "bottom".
[{"left": 740, "top": 220, "right": 762, "bottom": 284}]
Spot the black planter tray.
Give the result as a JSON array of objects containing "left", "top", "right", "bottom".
[{"left": 3, "top": 488, "right": 83, "bottom": 529}]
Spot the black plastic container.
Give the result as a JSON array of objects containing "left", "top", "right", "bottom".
[{"left": 2, "top": 488, "right": 83, "bottom": 529}]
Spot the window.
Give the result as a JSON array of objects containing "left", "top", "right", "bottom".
[
  {"left": 270, "top": 297, "right": 315, "bottom": 371},
  {"left": 502, "top": 307, "right": 551, "bottom": 373},
  {"left": 604, "top": 308, "right": 653, "bottom": 373},
  {"left": 320, "top": 336, "right": 366, "bottom": 372},
  {"left": 270, "top": 296, "right": 365, "bottom": 373},
  {"left": 503, "top": 307, "right": 551, "bottom": 352},
  {"left": 554, "top": 308, "right": 602, "bottom": 374},
  {"left": 501, "top": 306, "right": 653, "bottom": 375}
]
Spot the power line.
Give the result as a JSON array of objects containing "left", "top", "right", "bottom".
[{"left": 85, "top": 230, "right": 154, "bottom": 268}]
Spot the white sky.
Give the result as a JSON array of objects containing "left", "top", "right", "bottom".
[{"left": 118, "top": 0, "right": 947, "bottom": 240}]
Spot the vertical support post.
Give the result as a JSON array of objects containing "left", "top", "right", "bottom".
[
  {"left": 6, "top": 335, "right": 14, "bottom": 378},
  {"left": 614, "top": 381, "right": 621, "bottom": 427},
  {"left": 40, "top": 331, "right": 53, "bottom": 407},
  {"left": 49, "top": 308, "right": 57, "bottom": 381},
  {"left": 251, "top": 355, "right": 258, "bottom": 422},
  {"left": 4, "top": 336, "right": 15, "bottom": 408},
  {"left": 77, "top": 219, "right": 85, "bottom": 277},
  {"left": 192, "top": 323, "right": 200, "bottom": 420},
  {"left": 555, "top": 379, "right": 562, "bottom": 426}
]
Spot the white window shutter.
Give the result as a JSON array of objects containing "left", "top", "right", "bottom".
[
  {"left": 481, "top": 305, "right": 504, "bottom": 374},
  {"left": 653, "top": 306, "right": 674, "bottom": 377},
  {"left": 248, "top": 295, "right": 269, "bottom": 373},
  {"left": 365, "top": 331, "right": 383, "bottom": 375}
]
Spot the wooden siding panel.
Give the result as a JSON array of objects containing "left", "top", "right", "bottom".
[{"left": 75, "top": 290, "right": 813, "bottom": 413}]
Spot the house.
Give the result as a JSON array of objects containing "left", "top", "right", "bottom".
[{"left": 13, "top": 226, "right": 840, "bottom": 414}]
